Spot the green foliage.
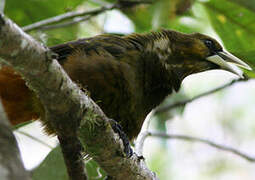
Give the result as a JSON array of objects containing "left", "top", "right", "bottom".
[
  {"left": 124, "top": 0, "right": 185, "bottom": 32},
  {"left": 203, "top": 0, "right": 255, "bottom": 72},
  {"left": 5, "top": 0, "right": 90, "bottom": 46},
  {"left": 231, "top": 0, "right": 255, "bottom": 12},
  {"left": 147, "top": 148, "right": 172, "bottom": 180},
  {"left": 32, "top": 146, "right": 68, "bottom": 180},
  {"left": 5, "top": 0, "right": 84, "bottom": 26},
  {"left": 32, "top": 146, "right": 106, "bottom": 180}
]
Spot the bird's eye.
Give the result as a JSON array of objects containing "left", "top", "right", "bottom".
[
  {"left": 203, "top": 39, "right": 219, "bottom": 55},
  {"left": 204, "top": 39, "right": 214, "bottom": 49}
]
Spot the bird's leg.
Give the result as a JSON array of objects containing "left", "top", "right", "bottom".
[{"left": 109, "top": 119, "right": 133, "bottom": 157}]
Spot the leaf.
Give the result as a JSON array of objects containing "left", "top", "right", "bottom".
[
  {"left": 229, "top": 0, "right": 255, "bottom": 12},
  {"left": 5, "top": 0, "right": 84, "bottom": 26},
  {"left": 5, "top": 0, "right": 87, "bottom": 47},
  {"left": 32, "top": 146, "right": 107, "bottom": 180},
  {"left": 123, "top": 0, "right": 207, "bottom": 35},
  {"left": 123, "top": 4, "right": 154, "bottom": 32},
  {"left": 85, "top": 159, "right": 107, "bottom": 180},
  {"left": 123, "top": 0, "right": 184, "bottom": 32},
  {"left": 32, "top": 146, "right": 68, "bottom": 180},
  {"left": 202, "top": 0, "right": 255, "bottom": 75},
  {"left": 42, "top": 25, "right": 81, "bottom": 46}
]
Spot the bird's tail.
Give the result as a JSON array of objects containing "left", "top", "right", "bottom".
[
  {"left": 0, "top": 41, "right": 79, "bottom": 126},
  {"left": 0, "top": 66, "right": 42, "bottom": 126}
]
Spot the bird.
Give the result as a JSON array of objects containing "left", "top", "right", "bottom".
[{"left": 0, "top": 29, "right": 251, "bottom": 151}]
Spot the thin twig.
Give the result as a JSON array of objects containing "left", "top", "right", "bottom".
[
  {"left": 40, "top": 16, "right": 93, "bottom": 30},
  {"left": 118, "top": 0, "right": 153, "bottom": 7},
  {"left": 16, "top": 130, "right": 54, "bottom": 149},
  {"left": 155, "top": 78, "right": 247, "bottom": 114},
  {"left": 22, "top": 0, "right": 152, "bottom": 32},
  {"left": 12, "top": 120, "right": 33, "bottom": 130},
  {"left": 22, "top": 4, "right": 117, "bottom": 32},
  {"left": 135, "top": 111, "right": 154, "bottom": 156},
  {"left": 148, "top": 131, "right": 255, "bottom": 162},
  {"left": 89, "top": 0, "right": 111, "bottom": 6},
  {"left": 135, "top": 132, "right": 150, "bottom": 156}
]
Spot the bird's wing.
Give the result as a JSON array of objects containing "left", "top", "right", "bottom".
[
  {"left": 50, "top": 34, "right": 142, "bottom": 63},
  {"left": 50, "top": 38, "right": 91, "bottom": 62}
]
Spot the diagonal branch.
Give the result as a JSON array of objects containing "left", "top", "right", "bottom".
[
  {"left": 22, "top": 0, "right": 153, "bottom": 32},
  {"left": 155, "top": 78, "right": 248, "bottom": 114},
  {"left": 38, "top": 15, "right": 93, "bottom": 31},
  {"left": 140, "top": 131, "right": 255, "bottom": 162},
  {"left": 22, "top": 4, "right": 117, "bottom": 32},
  {"left": 0, "top": 13, "right": 157, "bottom": 180}
]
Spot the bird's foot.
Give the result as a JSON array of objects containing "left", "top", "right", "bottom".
[
  {"left": 109, "top": 119, "right": 133, "bottom": 158},
  {"left": 137, "top": 154, "right": 145, "bottom": 161}
]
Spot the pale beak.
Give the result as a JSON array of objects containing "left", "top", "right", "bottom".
[{"left": 206, "top": 51, "right": 252, "bottom": 78}]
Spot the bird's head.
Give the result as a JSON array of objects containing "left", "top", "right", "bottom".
[{"left": 163, "top": 30, "right": 252, "bottom": 80}]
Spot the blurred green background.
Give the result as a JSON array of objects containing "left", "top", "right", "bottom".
[{"left": 4, "top": 0, "right": 255, "bottom": 179}]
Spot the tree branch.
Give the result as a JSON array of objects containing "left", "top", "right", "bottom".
[
  {"left": 38, "top": 15, "right": 93, "bottom": 31},
  {"left": 58, "top": 136, "right": 87, "bottom": 180},
  {"left": 0, "top": 100, "right": 31, "bottom": 180},
  {"left": 0, "top": 13, "right": 157, "bottom": 180},
  {"left": 135, "top": 111, "right": 154, "bottom": 156},
  {"left": 22, "top": 4, "right": 117, "bottom": 32},
  {"left": 155, "top": 78, "right": 248, "bottom": 114},
  {"left": 22, "top": 0, "right": 152, "bottom": 32},
  {"left": 139, "top": 131, "right": 255, "bottom": 162}
]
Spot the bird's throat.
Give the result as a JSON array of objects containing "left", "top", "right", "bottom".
[{"left": 138, "top": 51, "right": 182, "bottom": 112}]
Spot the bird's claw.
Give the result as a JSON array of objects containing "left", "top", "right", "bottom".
[
  {"left": 137, "top": 154, "right": 145, "bottom": 161},
  {"left": 109, "top": 119, "right": 133, "bottom": 157}
]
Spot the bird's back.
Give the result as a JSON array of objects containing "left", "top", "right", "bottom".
[
  {"left": 0, "top": 34, "right": 149, "bottom": 138},
  {"left": 51, "top": 35, "right": 147, "bottom": 138}
]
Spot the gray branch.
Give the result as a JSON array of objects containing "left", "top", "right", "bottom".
[
  {"left": 0, "top": 100, "right": 31, "bottom": 180},
  {"left": 22, "top": 4, "right": 117, "bottom": 32},
  {"left": 22, "top": 0, "right": 152, "bottom": 32},
  {"left": 39, "top": 15, "right": 93, "bottom": 31},
  {"left": 0, "top": 13, "right": 157, "bottom": 180},
  {"left": 143, "top": 131, "right": 255, "bottom": 162},
  {"left": 155, "top": 78, "right": 248, "bottom": 114}
]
